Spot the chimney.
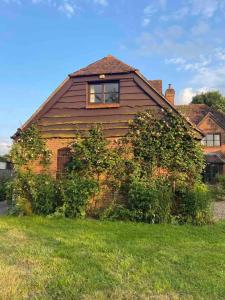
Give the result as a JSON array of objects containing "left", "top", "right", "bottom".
[{"left": 165, "top": 84, "right": 175, "bottom": 105}]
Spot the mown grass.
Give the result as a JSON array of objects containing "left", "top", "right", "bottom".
[{"left": 0, "top": 217, "right": 225, "bottom": 299}]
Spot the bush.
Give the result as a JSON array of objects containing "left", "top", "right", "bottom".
[
  {"left": 100, "top": 204, "right": 135, "bottom": 221},
  {"left": 212, "top": 175, "right": 225, "bottom": 201},
  {"left": 56, "top": 176, "right": 99, "bottom": 218},
  {"left": 0, "top": 179, "right": 8, "bottom": 202},
  {"left": 30, "top": 173, "right": 60, "bottom": 215},
  {"left": 126, "top": 176, "right": 173, "bottom": 223},
  {"left": 176, "top": 183, "right": 213, "bottom": 225},
  {"left": 6, "top": 172, "right": 58, "bottom": 216}
]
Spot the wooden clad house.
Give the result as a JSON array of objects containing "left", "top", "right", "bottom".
[{"left": 13, "top": 55, "right": 202, "bottom": 176}]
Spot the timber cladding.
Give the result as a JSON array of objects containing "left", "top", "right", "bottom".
[{"left": 36, "top": 73, "right": 162, "bottom": 139}]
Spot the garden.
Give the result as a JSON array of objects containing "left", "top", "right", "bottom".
[
  {"left": 1, "top": 109, "right": 225, "bottom": 299},
  {"left": 0, "top": 109, "right": 215, "bottom": 224}
]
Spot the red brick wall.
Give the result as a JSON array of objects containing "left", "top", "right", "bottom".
[
  {"left": 31, "top": 138, "right": 73, "bottom": 176},
  {"left": 198, "top": 115, "right": 225, "bottom": 155}
]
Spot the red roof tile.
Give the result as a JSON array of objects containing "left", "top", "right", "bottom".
[
  {"left": 177, "top": 103, "right": 225, "bottom": 129},
  {"left": 70, "top": 55, "right": 137, "bottom": 77}
]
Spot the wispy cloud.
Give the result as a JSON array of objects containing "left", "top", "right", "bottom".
[
  {"left": 0, "top": 139, "right": 11, "bottom": 156},
  {"left": 58, "top": 1, "right": 76, "bottom": 18},
  {"left": 166, "top": 48, "right": 225, "bottom": 104},
  {"left": 94, "top": 0, "right": 108, "bottom": 7},
  {"left": 3, "top": 0, "right": 108, "bottom": 17}
]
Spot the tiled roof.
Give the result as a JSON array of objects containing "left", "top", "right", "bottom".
[
  {"left": 148, "top": 80, "right": 162, "bottom": 94},
  {"left": 205, "top": 153, "right": 225, "bottom": 164},
  {"left": 177, "top": 104, "right": 225, "bottom": 129},
  {"left": 70, "top": 55, "right": 137, "bottom": 77}
]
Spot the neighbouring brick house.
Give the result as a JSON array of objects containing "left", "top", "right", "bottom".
[
  {"left": 177, "top": 104, "right": 225, "bottom": 183},
  {"left": 13, "top": 55, "right": 203, "bottom": 177}
]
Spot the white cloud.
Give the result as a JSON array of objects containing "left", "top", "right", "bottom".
[
  {"left": 179, "top": 88, "right": 197, "bottom": 104},
  {"left": 94, "top": 0, "right": 108, "bottom": 6},
  {"left": 142, "top": 18, "right": 150, "bottom": 27},
  {"left": 0, "top": 140, "right": 11, "bottom": 156},
  {"left": 191, "top": 21, "right": 210, "bottom": 36},
  {"left": 178, "top": 87, "right": 211, "bottom": 104},
  {"left": 58, "top": 1, "right": 75, "bottom": 18},
  {"left": 3, "top": 0, "right": 109, "bottom": 17},
  {"left": 190, "top": 0, "right": 219, "bottom": 18}
]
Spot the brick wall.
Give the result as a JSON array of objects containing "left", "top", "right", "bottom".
[{"left": 32, "top": 138, "right": 73, "bottom": 176}]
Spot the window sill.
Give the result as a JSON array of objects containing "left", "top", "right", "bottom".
[{"left": 86, "top": 103, "right": 120, "bottom": 109}]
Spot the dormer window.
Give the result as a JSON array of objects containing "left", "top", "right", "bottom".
[
  {"left": 202, "top": 133, "right": 221, "bottom": 147},
  {"left": 87, "top": 82, "right": 119, "bottom": 108}
]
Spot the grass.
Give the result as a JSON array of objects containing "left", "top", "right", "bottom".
[{"left": 0, "top": 217, "right": 225, "bottom": 299}]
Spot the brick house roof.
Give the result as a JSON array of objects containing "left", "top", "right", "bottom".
[
  {"left": 177, "top": 104, "right": 225, "bottom": 129},
  {"left": 70, "top": 55, "right": 137, "bottom": 77}
]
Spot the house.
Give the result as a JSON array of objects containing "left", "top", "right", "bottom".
[
  {"left": 0, "top": 157, "right": 12, "bottom": 180},
  {"left": 177, "top": 104, "right": 225, "bottom": 183},
  {"left": 13, "top": 55, "right": 203, "bottom": 176}
]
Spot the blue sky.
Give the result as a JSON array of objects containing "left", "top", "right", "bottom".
[{"left": 1, "top": 0, "right": 225, "bottom": 154}]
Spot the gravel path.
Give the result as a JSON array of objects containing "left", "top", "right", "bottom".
[
  {"left": 0, "top": 201, "right": 8, "bottom": 215},
  {"left": 214, "top": 201, "right": 225, "bottom": 220}
]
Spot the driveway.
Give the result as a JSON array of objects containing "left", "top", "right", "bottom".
[
  {"left": 214, "top": 201, "right": 225, "bottom": 220},
  {"left": 0, "top": 201, "right": 8, "bottom": 215}
]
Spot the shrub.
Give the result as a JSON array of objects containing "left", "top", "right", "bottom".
[
  {"left": 29, "top": 173, "right": 60, "bottom": 215},
  {"left": 126, "top": 176, "right": 173, "bottom": 223},
  {"left": 100, "top": 204, "right": 135, "bottom": 221},
  {"left": 0, "top": 179, "right": 8, "bottom": 202},
  {"left": 6, "top": 172, "right": 58, "bottom": 216},
  {"left": 176, "top": 183, "right": 213, "bottom": 225},
  {"left": 212, "top": 175, "right": 225, "bottom": 201},
  {"left": 57, "top": 176, "right": 99, "bottom": 218}
]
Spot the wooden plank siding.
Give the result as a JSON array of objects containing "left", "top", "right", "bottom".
[{"left": 37, "top": 73, "right": 162, "bottom": 138}]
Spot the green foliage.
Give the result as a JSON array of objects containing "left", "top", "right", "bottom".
[
  {"left": 192, "top": 91, "right": 225, "bottom": 112},
  {"left": 10, "top": 125, "right": 51, "bottom": 171},
  {"left": 125, "top": 176, "right": 173, "bottom": 223},
  {"left": 100, "top": 204, "right": 135, "bottom": 221},
  {"left": 56, "top": 176, "right": 99, "bottom": 218},
  {"left": 212, "top": 175, "right": 225, "bottom": 200},
  {"left": 126, "top": 109, "right": 205, "bottom": 184},
  {"left": 69, "top": 125, "right": 111, "bottom": 180},
  {"left": 29, "top": 173, "right": 60, "bottom": 215},
  {"left": 0, "top": 179, "right": 8, "bottom": 202},
  {"left": 176, "top": 183, "right": 213, "bottom": 225},
  {"left": 6, "top": 172, "right": 59, "bottom": 216}
]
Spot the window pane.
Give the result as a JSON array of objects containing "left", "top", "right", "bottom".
[
  {"left": 104, "top": 92, "right": 119, "bottom": 103},
  {"left": 214, "top": 134, "right": 220, "bottom": 141},
  {"left": 90, "top": 84, "right": 102, "bottom": 94},
  {"left": 207, "top": 140, "right": 214, "bottom": 147},
  {"left": 104, "top": 83, "right": 119, "bottom": 93},
  {"left": 90, "top": 93, "right": 103, "bottom": 103},
  {"left": 206, "top": 134, "right": 213, "bottom": 141},
  {"left": 214, "top": 140, "right": 220, "bottom": 146}
]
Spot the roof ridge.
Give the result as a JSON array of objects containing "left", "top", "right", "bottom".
[{"left": 69, "top": 55, "right": 137, "bottom": 77}]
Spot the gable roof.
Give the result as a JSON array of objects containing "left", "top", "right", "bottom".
[
  {"left": 13, "top": 55, "right": 203, "bottom": 139},
  {"left": 177, "top": 104, "right": 225, "bottom": 130},
  {"left": 69, "top": 55, "right": 137, "bottom": 77}
]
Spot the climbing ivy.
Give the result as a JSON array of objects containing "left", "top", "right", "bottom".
[
  {"left": 10, "top": 125, "right": 51, "bottom": 172},
  {"left": 126, "top": 109, "right": 205, "bottom": 185}
]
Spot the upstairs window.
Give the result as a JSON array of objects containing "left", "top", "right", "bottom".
[
  {"left": 89, "top": 82, "right": 119, "bottom": 105},
  {"left": 201, "top": 134, "right": 221, "bottom": 147}
]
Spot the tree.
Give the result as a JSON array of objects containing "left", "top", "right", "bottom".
[{"left": 191, "top": 91, "right": 225, "bottom": 112}]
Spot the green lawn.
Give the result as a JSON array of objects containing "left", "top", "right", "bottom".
[{"left": 0, "top": 217, "right": 225, "bottom": 299}]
